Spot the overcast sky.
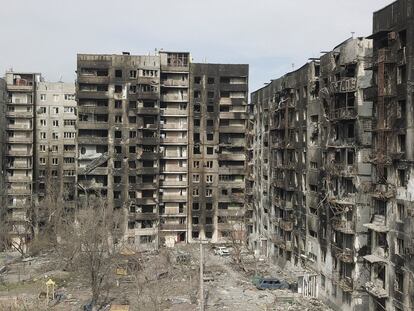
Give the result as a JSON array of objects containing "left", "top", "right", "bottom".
[{"left": 0, "top": 0, "right": 392, "bottom": 92}]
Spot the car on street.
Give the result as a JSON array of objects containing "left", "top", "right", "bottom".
[
  {"left": 214, "top": 246, "right": 230, "bottom": 256},
  {"left": 255, "top": 277, "right": 289, "bottom": 290}
]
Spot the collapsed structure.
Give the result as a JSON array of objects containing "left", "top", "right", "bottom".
[{"left": 250, "top": 0, "right": 414, "bottom": 310}]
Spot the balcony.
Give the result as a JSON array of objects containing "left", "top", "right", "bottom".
[
  {"left": 159, "top": 180, "right": 187, "bottom": 187},
  {"left": 375, "top": 48, "right": 395, "bottom": 64},
  {"left": 77, "top": 75, "right": 109, "bottom": 84},
  {"left": 6, "top": 188, "right": 32, "bottom": 195},
  {"left": 331, "top": 244, "right": 354, "bottom": 263},
  {"left": 7, "top": 82, "right": 34, "bottom": 92},
  {"left": 161, "top": 80, "right": 188, "bottom": 88},
  {"left": 6, "top": 111, "right": 33, "bottom": 118},
  {"left": 78, "top": 121, "right": 108, "bottom": 130},
  {"left": 6, "top": 176, "right": 32, "bottom": 182},
  {"left": 160, "top": 137, "right": 188, "bottom": 144},
  {"left": 219, "top": 112, "right": 248, "bottom": 119},
  {"left": 270, "top": 234, "right": 284, "bottom": 246},
  {"left": 78, "top": 136, "right": 108, "bottom": 145},
  {"left": 77, "top": 90, "right": 109, "bottom": 99},
  {"left": 364, "top": 280, "right": 388, "bottom": 298},
  {"left": 337, "top": 276, "right": 353, "bottom": 292},
  {"left": 6, "top": 124, "right": 32, "bottom": 130},
  {"left": 159, "top": 194, "right": 187, "bottom": 202},
  {"left": 160, "top": 123, "right": 188, "bottom": 130},
  {"left": 363, "top": 215, "right": 388, "bottom": 232},
  {"left": 161, "top": 94, "right": 188, "bottom": 102},
  {"left": 160, "top": 223, "right": 187, "bottom": 231},
  {"left": 6, "top": 162, "right": 32, "bottom": 169},
  {"left": 329, "top": 107, "right": 357, "bottom": 121},
  {"left": 160, "top": 152, "right": 187, "bottom": 159},
  {"left": 78, "top": 106, "right": 108, "bottom": 114},
  {"left": 330, "top": 78, "right": 357, "bottom": 93},
  {"left": 136, "top": 107, "right": 159, "bottom": 115},
  {"left": 219, "top": 125, "right": 246, "bottom": 134},
  {"left": 160, "top": 109, "right": 187, "bottom": 116},
  {"left": 332, "top": 218, "right": 355, "bottom": 234},
  {"left": 7, "top": 136, "right": 33, "bottom": 144},
  {"left": 129, "top": 212, "right": 158, "bottom": 221},
  {"left": 6, "top": 150, "right": 33, "bottom": 157},
  {"left": 279, "top": 219, "right": 293, "bottom": 231},
  {"left": 218, "top": 153, "right": 245, "bottom": 161}
]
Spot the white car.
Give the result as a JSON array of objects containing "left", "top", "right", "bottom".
[{"left": 214, "top": 246, "right": 230, "bottom": 256}]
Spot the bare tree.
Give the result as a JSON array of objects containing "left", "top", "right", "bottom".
[{"left": 56, "top": 194, "right": 124, "bottom": 310}]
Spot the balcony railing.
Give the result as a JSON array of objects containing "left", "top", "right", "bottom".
[
  {"left": 329, "top": 107, "right": 357, "bottom": 120},
  {"left": 330, "top": 78, "right": 357, "bottom": 93},
  {"left": 332, "top": 218, "right": 355, "bottom": 234}
]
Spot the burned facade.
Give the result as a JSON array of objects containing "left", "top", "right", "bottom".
[
  {"left": 76, "top": 53, "right": 162, "bottom": 250},
  {"left": 363, "top": 1, "right": 414, "bottom": 310},
  {"left": 251, "top": 62, "right": 315, "bottom": 267},
  {"left": 4, "top": 72, "right": 41, "bottom": 247},
  {"left": 0, "top": 78, "right": 6, "bottom": 233},
  {"left": 188, "top": 64, "right": 249, "bottom": 242},
  {"left": 316, "top": 38, "right": 373, "bottom": 311},
  {"left": 76, "top": 52, "right": 249, "bottom": 248},
  {"left": 249, "top": 34, "right": 410, "bottom": 310}
]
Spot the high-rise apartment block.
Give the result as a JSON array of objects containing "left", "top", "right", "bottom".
[
  {"left": 363, "top": 1, "right": 414, "bottom": 310},
  {"left": 35, "top": 82, "right": 77, "bottom": 206},
  {"left": 0, "top": 78, "right": 6, "bottom": 233},
  {"left": 4, "top": 72, "right": 41, "bottom": 246},
  {"left": 76, "top": 52, "right": 248, "bottom": 249},
  {"left": 188, "top": 64, "right": 248, "bottom": 242},
  {"left": 250, "top": 0, "right": 414, "bottom": 310}
]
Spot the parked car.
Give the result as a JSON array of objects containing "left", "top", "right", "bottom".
[
  {"left": 214, "top": 246, "right": 230, "bottom": 256},
  {"left": 256, "top": 277, "right": 289, "bottom": 290}
]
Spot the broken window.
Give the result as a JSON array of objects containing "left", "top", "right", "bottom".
[
  {"left": 398, "top": 169, "right": 406, "bottom": 187},
  {"left": 207, "top": 147, "right": 213, "bottom": 155},
  {"left": 207, "top": 77, "right": 215, "bottom": 84},
  {"left": 207, "top": 105, "right": 214, "bottom": 112},
  {"left": 115, "top": 69, "right": 122, "bottom": 78},
  {"left": 129, "top": 70, "right": 137, "bottom": 78},
  {"left": 395, "top": 271, "right": 404, "bottom": 292},
  {"left": 398, "top": 135, "right": 406, "bottom": 153},
  {"left": 397, "top": 100, "right": 406, "bottom": 119},
  {"left": 115, "top": 85, "right": 122, "bottom": 93},
  {"left": 397, "top": 203, "right": 405, "bottom": 222},
  {"left": 347, "top": 123, "right": 354, "bottom": 138},
  {"left": 347, "top": 150, "right": 354, "bottom": 165}
]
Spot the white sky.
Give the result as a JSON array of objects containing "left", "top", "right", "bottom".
[{"left": 0, "top": 0, "right": 392, "bottom": 92}]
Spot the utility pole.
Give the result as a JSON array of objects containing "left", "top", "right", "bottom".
[{"left": 199, "top": 242, "right": 204, "bottom": 311}]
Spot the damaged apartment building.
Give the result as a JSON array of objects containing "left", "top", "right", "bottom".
[
  {"left": 76, "top": 52, "right": 248, "bottom": 249},
  {"left": 250, "top": 1, "right": 414, "bottom": 310},
  {"left": 363, "top": 1, "right": 414, "bottom": 310},
  {"left": 1, "top": 72, "right": 77, "bottom": 248},
  {"left": 251, "top": 34, "right": 412, "bottom": 310}
]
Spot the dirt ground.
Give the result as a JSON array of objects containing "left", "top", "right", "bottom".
[{"left": 0, "top": 245, "right": 331, "bottom": 311}]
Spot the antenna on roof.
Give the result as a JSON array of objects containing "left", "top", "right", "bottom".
[
  {"left": 351, "top": 31, "right": 355, "bottom": 38},
  {"left": 291, "top": 63, "right": 295, "bottom": 70},
  {"left": 59, "top": 75, "right": 63, "bottom": 82}
]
